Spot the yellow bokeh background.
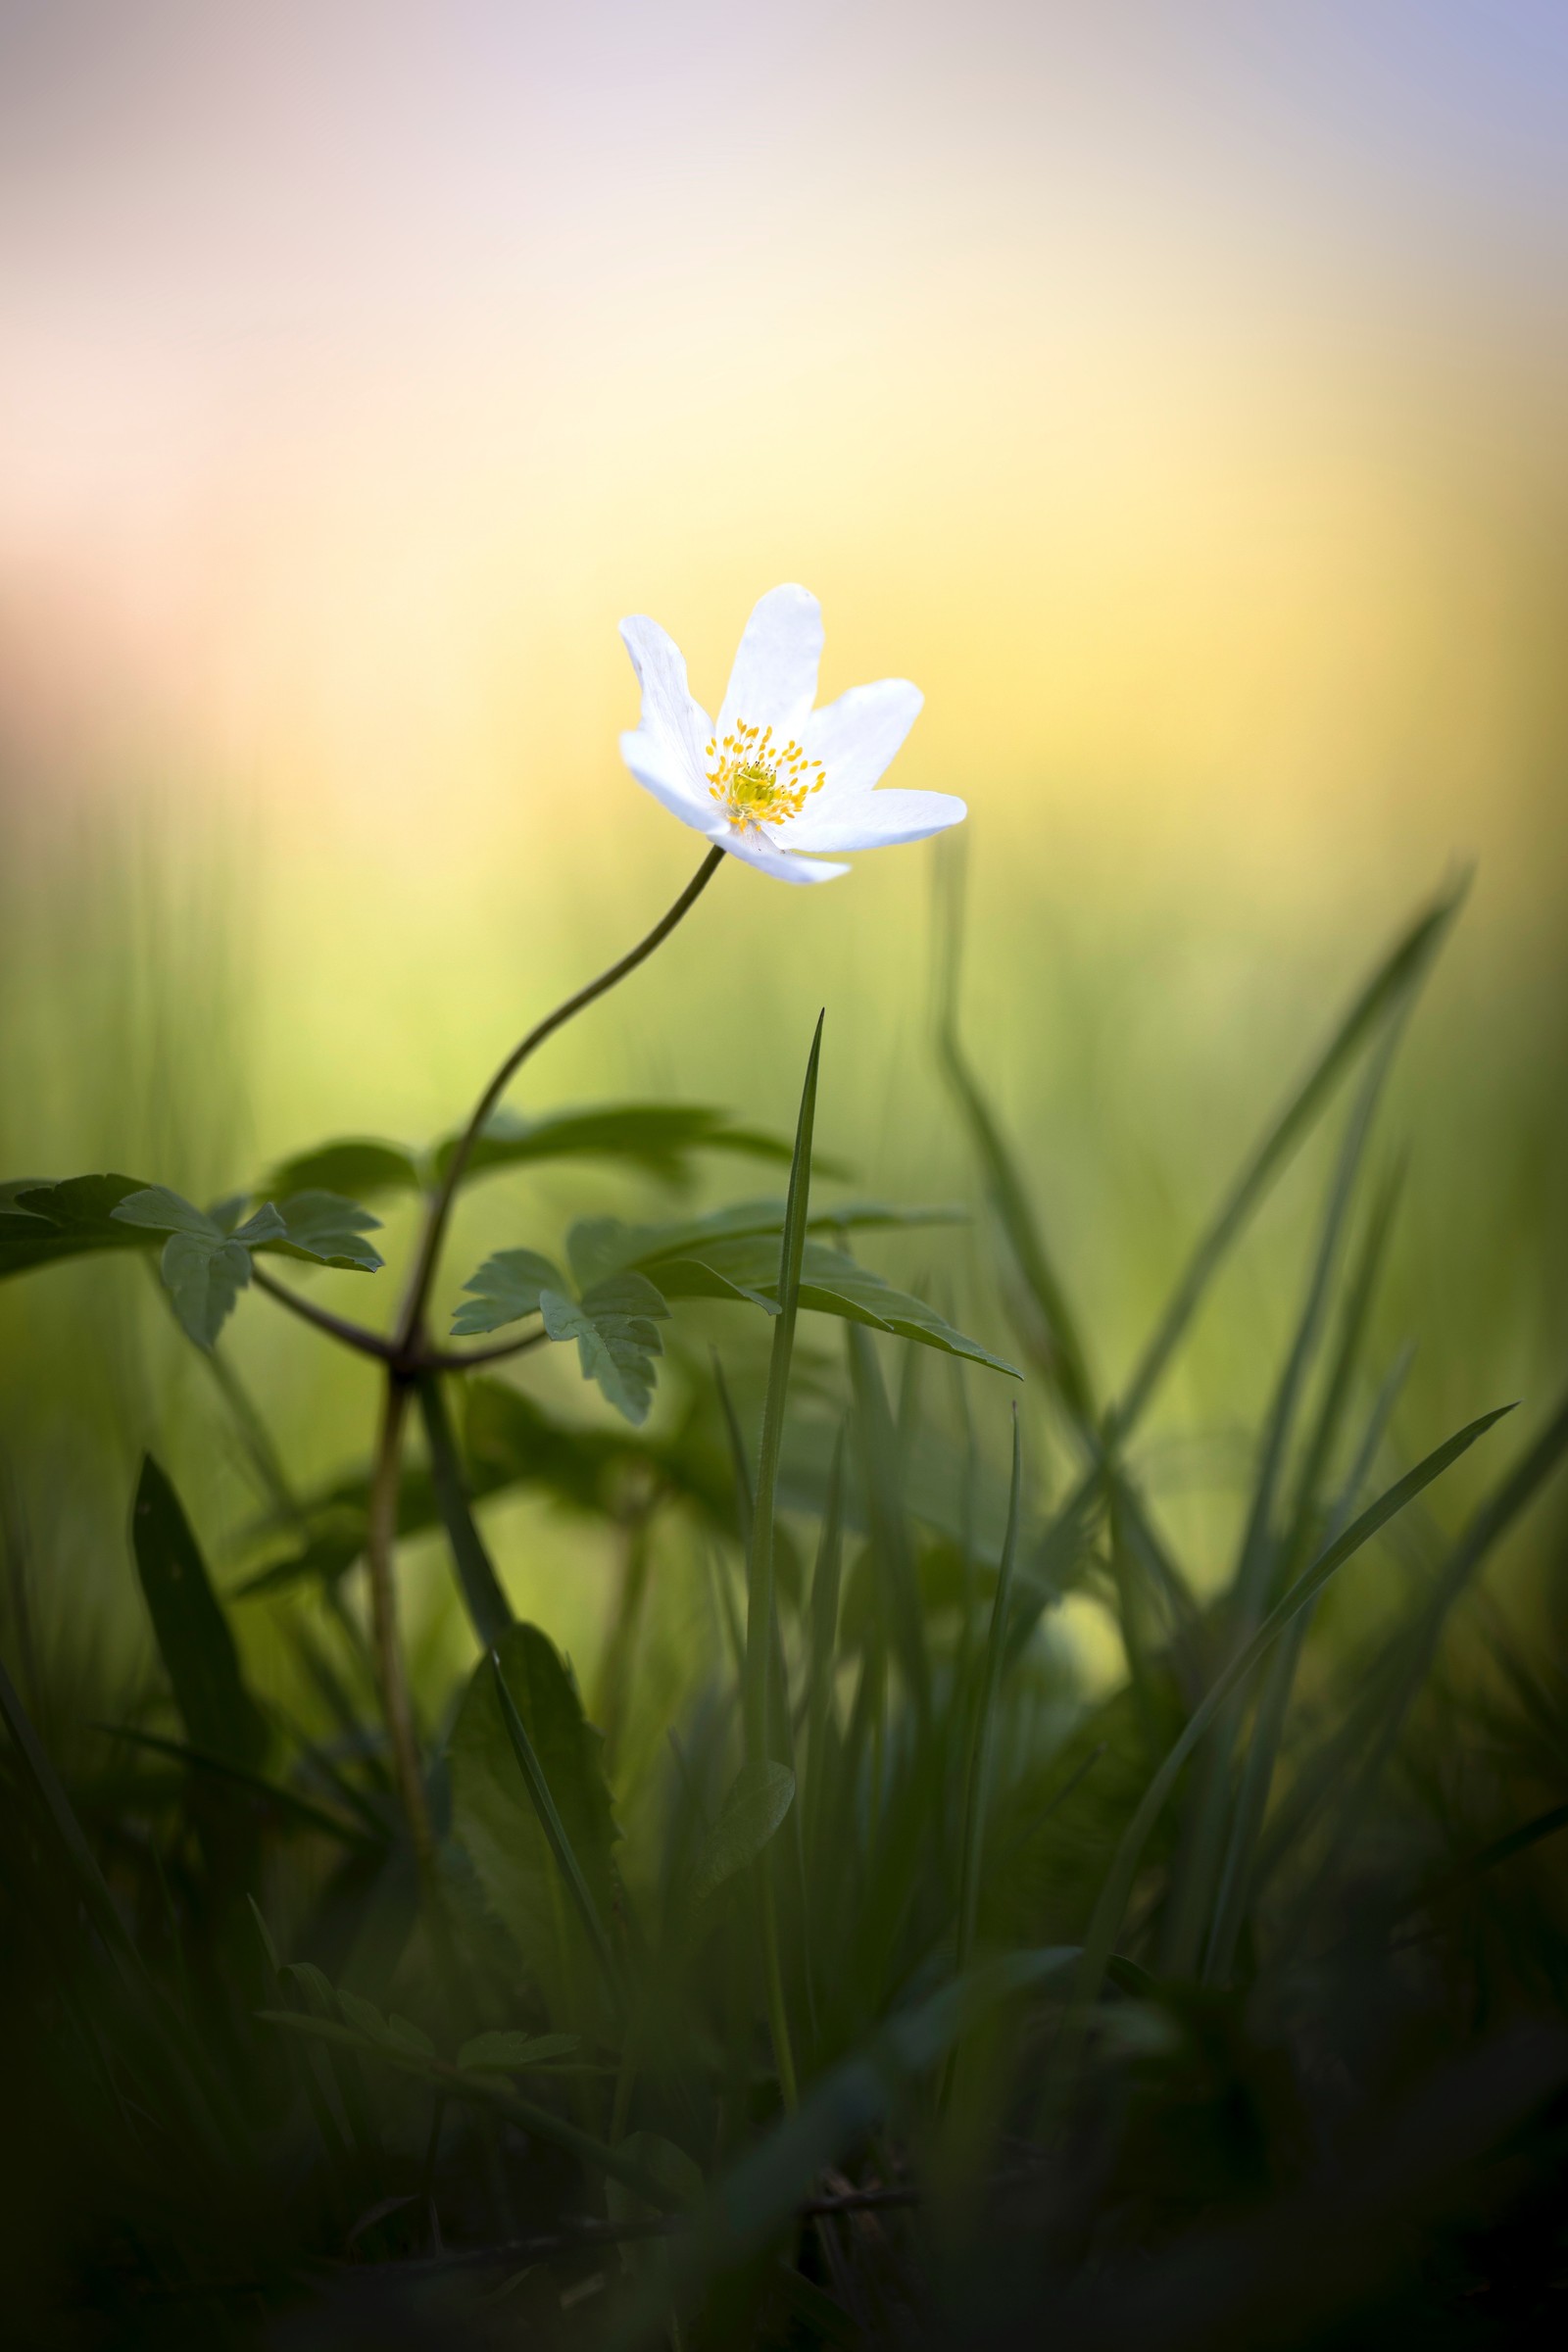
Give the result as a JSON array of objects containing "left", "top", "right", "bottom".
[{"left": 2, "top": 1, "right": 1565, "bottom": 1678}]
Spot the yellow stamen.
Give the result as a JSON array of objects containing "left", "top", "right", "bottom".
[{"left": 707, "top": 719, "right": 826, "bottom": 830}]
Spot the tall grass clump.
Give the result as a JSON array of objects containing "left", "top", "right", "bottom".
[{"left": 4, "top": 712, "right": 1568, "bottom": 2343}]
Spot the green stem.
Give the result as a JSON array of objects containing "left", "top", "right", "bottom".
[
  {"left": 395, "top": 844, "right": 725, "bottom": 1354},
  {"left": 366, "top": 1377, "right": 433, "bottom": 1870},
  {"left": 249, "top": 1261, "right": 393, "bottom": 1361}
]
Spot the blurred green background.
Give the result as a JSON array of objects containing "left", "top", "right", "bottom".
[{"left": 2, "top": 0, "right": 1566, "bottom": 1719}]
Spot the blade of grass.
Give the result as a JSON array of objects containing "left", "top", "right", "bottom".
[
  {"left": 944, "top": 1408, "right": 1024, "bottom": 2108},
  {"left": 1070, "top": 1399, "right": 1513, "bottom": 2011},
  {"left": 487, "top": 1652, "right": 623, "bottom": 2019},
  {"left": 802, "top": 1425, "right": 847, "bottom": 1869},
  {"left": 1298, "top": 1379, "right": 1568, "bottom": 1907},
  {"left": 1110, "top": 880, "right": 1462, "bottom": 1440},
  {"left": 745, "top": 1012, "right": 825, "bottom": 2113},
  {"left": 934, "top": 841, "right": 1097, "bottom": 1432},
  {"left": 1162, "top": 1032, "right": 1402, "bottom": 1973},
  {"left": 1201, "top": 1183, "right": 1408, "bottom": 1983},
  {"left": 847, "top": 1323, "right": 932, "bottom": 1742},
  {"left": 1204, "top": 1343, "right": 1413, "bottom": 1982}
]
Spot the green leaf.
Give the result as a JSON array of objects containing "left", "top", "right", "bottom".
[
  {"left": 131, "top": 1455, "right": 269, "bottom": 1772},
  {"left": 659, "top": 1234, "right": 1014, "bottom": 1376},
  {"left": 110, "top": 1183, "right": 224, "bottom": 1239},
  {"left": 447, "top": 1623, "right": 619, "bottom": 2028},
  {"left": 433, "top": 1102, "right": 824, "bottom": 1187},
  {"left": 458, "top": 2029, "right": 580, "bottom": 2072},
  {"left": 105, "top": 1185, "right": 300, "bottom": 1344},
  {"left": 541, "top": 1201, "right": 1010, "bottom": 1378},
  {"left": 158, "top": 1229, "right": 254, "bottom": 1348},
  {"left": 455, "top": 1246, "right": 670, "bottom": 1423},
  {"left": 262, "top": 1137, "right": 423, "bottom": 1200},
  {"left": 260, "top": 1190, "right": 384, "bottom": 1272},
  {"left": 541, "top": 1273, "right": 669, "bottom": 1425},
  {"left": 450, "top": 1248, "right": 564, "bottom": 1337},
  {"left": 690, "top": 1761, "right": 797, "bottom": 1902},
  {"left": 0, "top": 1173, "right": 168, "bottom": 1278},
  {"left": 486, "top": 1650, "right": 623, "bottom": 2013},
  {"left": 568, "top": 1197, "right": 963, "bottom": 1285},
  {"left": 334, "top": 1988, "right": 436, "bottom": 2058},
  {"left": 954, "top": 1410, "right": 1024, "bottom": 1985}
]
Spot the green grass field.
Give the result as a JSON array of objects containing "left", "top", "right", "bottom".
[{"left": 2, "top": 821, "right": 1567, "bottom": 2349}]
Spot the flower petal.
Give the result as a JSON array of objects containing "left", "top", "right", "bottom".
[
  {"left": 800, "top": 678, "right": 923, "bottom": 802},
  {"left": 786, "top": 788, "right": 967, "bottom": 853},
  {"left": 619, "top": 615, "right": 713, "bottom": 786},
  {"left": 619, "top": 729, "right": 720, "bottom": 828},
  {"left": 715, "top": 585, "right": 824, "bottom": 744},
  {"left": 718, "top": 828, "right": 850, "bottom": 886}
]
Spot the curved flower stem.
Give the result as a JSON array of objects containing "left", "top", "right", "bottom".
[
  {"left": 251, "top": 1262, "right": 396, "bottom": 1361},
  {"left": 366, "top": 1376, "right": 434, "bottom": 1872},
  {"left": 394, "top": 845, "right": 725, "bottom": 1355},
  {"left": 363, "top": 847, "right": 723, "bottom": 1863}
]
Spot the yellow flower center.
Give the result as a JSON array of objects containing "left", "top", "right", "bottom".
[{"left": 706, "top": 720, "right": 825, "bottom": 830}]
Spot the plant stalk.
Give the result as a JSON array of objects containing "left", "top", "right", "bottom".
[
  {"left": 366, "top": 1376, "right": 433, "bottom": 1870},
  {"left": 395, "top": 844, "right": 725, "bottom": 1354}
]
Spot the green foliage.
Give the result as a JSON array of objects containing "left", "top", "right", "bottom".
[
  {"left": 264, "top": 1101, "right": 819, "bottom": 1203},
  {"left": 113, "top": 1183, "right": 385, "bottom": 1344},
  {"left": 0, "top": 1171, "right": 164, "bottom": 1276},
  {"left": 454, "top": 1236, "right": 671, "bottom": 1422},
  {"left": 4, "top": 883, "right": 1568, "bottom": 2350},
  {"left": 457, "top": 1198, "right": 1010, "bottom": 1394},
  {"left": 129, "top": 1455, "right": 270, "bottom": 1771},
  {"left": 447, "top": 1622, "right": 619, "bottom": 2028},
  {"left": 690, "top": 1760, "right": 797, "bottom": 1902}
]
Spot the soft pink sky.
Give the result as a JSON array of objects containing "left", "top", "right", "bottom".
[{"left": 2, "top": 1, "right": 1565, "bottom": 908}]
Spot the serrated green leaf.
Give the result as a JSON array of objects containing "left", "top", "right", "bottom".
[
  {"left": 260, "top": 1189, "right": 384, "bottom": 1272},
  {"left": 458, "top": 2029, "right": 580, "bottom": 2072},
  {"left": 465, "top": 1213, "right": 1005, "bottom": 1373},
  {"left": 447, "top": 1623, "right": 619, "bottom": 2028},
  {"left": 0, "top": 1173, "right": 165, "bottom": 1277},
  {"left": 658, "top": 1234, "right": 1016, "bottom": 1377},
  {"left": 690, "top": 1762, "right": 797, "bottom": 1903},
  {"left": 451, "top": 1247, "right": 564, "bottom": 1336},
  {"left": 159, "top": 1229, "right": 253, "bottom": 1348},
  {"left": 540, "top": 1275, "right": 669, "bottom": 1425},
  {"left": 111, "top": 1184, "right": 222, "bottom": 1238},
  {"left": 131, "top": 1455, "right": 269, "bottom": 1771},
  {"left": 567, "top": 1198, "right": 963, "bottom": 1287}
]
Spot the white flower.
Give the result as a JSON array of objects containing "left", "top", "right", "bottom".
[{"left": 618, "top": 585, "right": 966, "bottom": 884}]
